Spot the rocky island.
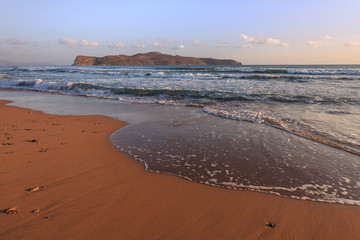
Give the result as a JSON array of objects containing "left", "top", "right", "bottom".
[{"left": 73, "top": 52, "right": 241, "bottom": 66}]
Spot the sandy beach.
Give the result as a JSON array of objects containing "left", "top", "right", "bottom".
[{"left": 1, "top": 99, "right": 360, "bottom": 240}]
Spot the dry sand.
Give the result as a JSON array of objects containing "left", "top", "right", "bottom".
[{"left": 1, "top": 99, "right": 360, "bottom": 240}]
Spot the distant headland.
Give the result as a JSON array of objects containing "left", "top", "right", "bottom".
[{"left": 73, "top": 52, "right": 242, "bottom": 66}]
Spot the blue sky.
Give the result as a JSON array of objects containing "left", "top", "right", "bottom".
[{"left": 1, "top": 0, "right": 360, "bottom": 64}]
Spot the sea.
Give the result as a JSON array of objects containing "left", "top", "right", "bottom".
[{"left": 1, "top": 64, "right": 360, "bottom": 205}]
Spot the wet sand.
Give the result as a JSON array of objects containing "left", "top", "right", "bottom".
[{"left": 1, "top": 99, "right": 360, "bottom": 240}]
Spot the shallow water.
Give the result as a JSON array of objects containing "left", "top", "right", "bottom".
[{"left": 1, "top": 90, "right": 359, "bottom": 205}]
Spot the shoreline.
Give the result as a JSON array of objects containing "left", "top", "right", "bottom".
[
  {"left": 1, "top": 88, "right": 360, "bottom": 204},
  {"left": 1, "top": 99, "right": 360, "bottom": 239}
]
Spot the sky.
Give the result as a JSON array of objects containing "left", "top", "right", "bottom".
[{"left": 1, "top": 0, "right": 360, "bottom": 65}]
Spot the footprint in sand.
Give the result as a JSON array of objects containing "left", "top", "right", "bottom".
[
  {"left": 1, "top": 142, "right": 14, "bottom": 146},
  {"left": 4, "top": 133, "right": 12, "bottom": 140},
  {"left": 2, "top": 207, "right": 19, "bottom": 215}
]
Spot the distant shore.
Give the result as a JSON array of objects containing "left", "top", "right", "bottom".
[
  {"left": 1, "top": 95, "right": 360, "bottom": 240},
  {"left": 73, "top": 52, "right": 242, "bottom": 66}
]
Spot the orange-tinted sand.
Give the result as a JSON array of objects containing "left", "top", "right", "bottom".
[{"left": 1, "top": 100, "right": 360, "bottom": 240}]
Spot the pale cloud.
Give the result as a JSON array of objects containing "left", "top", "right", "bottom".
[
  {"left": 5, "top": 38, "right": 29, "bottom": 45},
  {"left": 4, "top": 38, "right": 40, "bottom": 49},
  {"left": 153, "top": 39, "right": 174, "bottom": 48},
  {"left": 108, "top": 43, "right": 126, "bottom": 48},
  {"left": 133, "top": 42, "right": 147, "bottom": 48},
  {"left": 306, "top": 40, "right": 324, "bottom": 48},
  {"left": 306, "top": 35, "right": 333, "bottom": 48},
  {"left": 344, "top": 41, "right": 360, "bottom": 47},
  {"left": 239, "top": 34, "right": 289, "bottom": 47},
  {"left": 58, "top": 38, "right": 78, "bottom": 46},
  {"left": 59, "top": 38, "right": 98, "bottom": 47},
  {"left": 239, "top": 34, "right": 255, "bottom": 43},
  {"left": 280, "top": 42, "right": 290, "bottom": 48},
  {"left": 192, "top": 40, "right": 207, "bottom": 47},
  {"left": 159, "top": 38, "right": 174, "bottom": 44},
  {"left": 324, "top": 35, "right": 333, "bottom": 40},
  {"left": 79, "top": 40, "right": 98, "bottom": 47},
  {"left": 174, "top": 44, "right": 185, "bottom": 50},
  {"left": 153, "top": 42, "right": 168, "bottom": 48}
]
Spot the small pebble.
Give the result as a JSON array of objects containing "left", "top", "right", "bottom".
[
  {"left": 39, "top": 148, "right": 48, "bottom": 152},
  {"left": 265, "top": 222, "right": 276, "bottom": 228}
]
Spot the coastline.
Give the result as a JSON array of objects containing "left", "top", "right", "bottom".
[{"left": 1, "top": 98, "right": 360, "bottom": 239}]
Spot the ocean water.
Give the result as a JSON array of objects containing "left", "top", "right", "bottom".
[{"left": 1, "top": 64, "right": 360, "bottom": 204}]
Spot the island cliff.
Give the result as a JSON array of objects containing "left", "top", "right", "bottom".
[{"left": 73, "top": 52, "right": 241, "bottom": 66}]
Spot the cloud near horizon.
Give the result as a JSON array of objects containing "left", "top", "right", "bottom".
[
  {"left": 108, "top": 43, "right": 126, "bottom": 48},
  {"left": 79, "top": 40, "right": 98, "bottom": 47},
  {"left": 173, "top": 44, "right": 185, "bottom": 50},
  {"left": 306, "top": 35, "right": 333, "bottom": 48},
  {"left": 240, "top": 34, "right": 289, "bottom": 47},
  {"left": 3, "top": 38, "right": 40, "bottom": 49},
  {"left": 5, "top": 38, "right": 29, "bottom": 45},
  {"left": 192, "top": 40, "right": 207, "bottom": 47},
  {"left": 133, "top": 42, "right": 147, "bottom": 49},
  {"left": 153, "top": 39, "right": 174, "bottom": 49},
  {"left": 58, "top": 38, "right": 78, "bottom": 46},
  {"left": 344, "top": 41, "right": 360, "bottom": 47},
  {"left": 153, "top": 42, "right": 168, "bottom": 48},
  {"left": 58, "top": 38, "right": 98, "bottom": 47}
]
